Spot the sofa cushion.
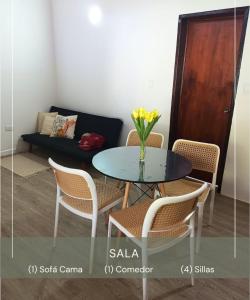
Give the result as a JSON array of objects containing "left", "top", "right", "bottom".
[
  {"left": 49, "top": 106, "right": 123, "bottom": 148},
  {"left": 40, "top": 115, "right": 57, "bottom": 135},
  {"left": 22, "top": 133, "right": 102, "bottom": 162},
  {"left": 37, "top": 112, "right": 58, "bottom": 132}
]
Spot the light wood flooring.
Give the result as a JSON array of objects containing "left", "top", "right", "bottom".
[{"left": 1, "top": 150, "right": 249, "bottom": 300}]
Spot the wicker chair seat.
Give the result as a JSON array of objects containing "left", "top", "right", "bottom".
[
  {"left": 163, "top": 179, "right": 210, "bottom": 203},
  {"left": 62, "top": 180, "right": 123, "bottom": 213},
  {"left": 110, "top": 199, "right": 189, "bottom": 239}
]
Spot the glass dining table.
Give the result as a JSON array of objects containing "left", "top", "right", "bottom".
[{"left": 92, "top": 146, "right": 192, "bottom": 208}]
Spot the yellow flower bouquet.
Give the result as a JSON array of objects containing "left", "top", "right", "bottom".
[{"left": 131, "top": 107, "right": 161, "bottom": 161}]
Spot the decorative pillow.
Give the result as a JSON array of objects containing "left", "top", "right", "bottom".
[
  {"left": 37, "top": 112, "right": 58, "bottom": 132},
  {"left": 50, "top": 115, "right": 78, "bottom": 139},
  {"left": 40, "top": 115, "right": 57, "bottom": 135}
]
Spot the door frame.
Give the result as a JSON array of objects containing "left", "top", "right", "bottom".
[{"left": 168, "top": 6, "right": 249, "bottom": 191}]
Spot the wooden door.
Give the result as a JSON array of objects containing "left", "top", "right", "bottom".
[{"left": 169, "top": 7, "right": 249, "bottom": 190}]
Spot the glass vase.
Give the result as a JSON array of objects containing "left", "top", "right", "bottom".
[
  {"left": 139, "top": 142, "right": 145, "bottom": 161},
  {"left": 139, "top": 159, "right": 145, "bottom": 181}
]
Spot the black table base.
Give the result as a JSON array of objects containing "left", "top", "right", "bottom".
[{"left": 120, "top": 183, "right": 162, "bottom": 206}]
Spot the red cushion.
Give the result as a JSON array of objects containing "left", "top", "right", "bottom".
[{"left": 79, "top": 133, "right": 106, "bottom": 151}]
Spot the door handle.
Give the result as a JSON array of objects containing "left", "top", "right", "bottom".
[{"left": 224, "top": 108, "right": 231, "bottom": 113}]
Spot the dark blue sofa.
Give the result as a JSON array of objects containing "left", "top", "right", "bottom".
[{"left": 22, "top": 106, "right": 123, "bottom": 163}]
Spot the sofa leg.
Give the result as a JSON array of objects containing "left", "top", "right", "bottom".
[
  {"left": 29, "top": 144, "right": 33, "bottom": 153},
  {"left": 80, "top": 162, "right": 90, "bottom": 171}
]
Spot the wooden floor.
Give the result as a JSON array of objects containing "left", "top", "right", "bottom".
[{"left": 1, "top": 151, "right": 249, "bottom": 300}]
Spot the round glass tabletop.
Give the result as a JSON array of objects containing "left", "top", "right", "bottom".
[{"left": 92, "top": 146, "right": 192, "bottom": 184}]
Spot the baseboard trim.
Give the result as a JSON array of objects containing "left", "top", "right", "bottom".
[
  {"left": 220, "top": 192, "right": 249, "bottom": 204},
  {"left": 236, "top": 198, "right": 249, "bottom": 204},
  {"left": 0, "top": 148, "right": 17, "bottom": 157}
]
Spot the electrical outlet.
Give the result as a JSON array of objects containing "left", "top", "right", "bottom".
[{"left": 5, "top": 125, "right": 13, "bottom": 132}]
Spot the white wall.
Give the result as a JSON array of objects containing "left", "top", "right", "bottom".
[
  {"left": 51, "top": 0, "right": 250, "bottom": 202},
  {"left": 221, "top": 26, "right": 250, "bottom": 202},
  {"left": 0, "top": 0, "right": 57, "bottom": 155},
  {"left": 52, "top": 0, "right": 177, "bottom": 145},
  {"left": 0, "top": 0, "right": 12, "bottom": 155}
]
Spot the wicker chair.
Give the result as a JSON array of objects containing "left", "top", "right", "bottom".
[
  {"left": 161, "top": 139, "right": 220, "bottom": 252},
  {"left": 126, "top": 129, "right": 164, "bottom": 148},
  {"left": 107, "top": 182, "right": 208, "bottom": 300},
  {"left": 48, "top": 158, "right": 123, "bottom": 271}
]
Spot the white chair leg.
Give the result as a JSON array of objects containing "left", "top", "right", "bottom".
[
  {"left": 209, "top": 189, "right": 215, "bottom": 225},
  {"left": 106, "top": 219, "right": 112, "bottom": 265},
  {"left": 190, "top": 214, "right": 195, "bottom": 286},
  {"left": 142, "top": 277, "right": 148, "bottom": 300},
  {"left": 154, "top": 188, "right": 160, "bottom": 200},
  {"left": 142, "top": 247, "right": 148, "bottom": 300},
  {"left": 89, "top": 217, "right": 97, "bottom": 274},
  {"left": 196, "top": 204, "right": 204, "bottom": 253},
  {"left": 53, "top": 200, "right": 60, "bottom": 247},
  {"left": 107, "top": 219, "right": 112, "bottom": 238}
]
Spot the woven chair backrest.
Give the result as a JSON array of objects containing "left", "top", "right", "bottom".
[
  {"left": 173, "top": 139, "right": 220, "bottom": 174},
  {"left": 48, "top": 158, "right": 93, "bottom": 200},
  {"left": 127, "top": 129, "right": 163, "bottom": 148},
  {"left": 53, "top": 169, "right": 92, "bottom": 199},
  {"left": 151, "top": 197, "right": 197, "bottom": 230}
]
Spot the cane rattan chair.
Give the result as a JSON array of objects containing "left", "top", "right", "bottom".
[
  {"left": 107, "top": 182, "right": 208, "bottom": 300},
  {"left": 49, "top": 158, "right": 123, "bottom": 270},
  {"left": 161, "top": 139, "right": 220, "bottom": 252},
  {"left": 126, "top": 129, "right": 164, "bottom": 148}
]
